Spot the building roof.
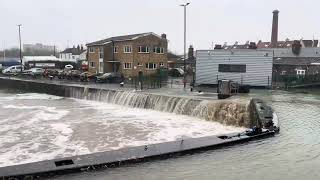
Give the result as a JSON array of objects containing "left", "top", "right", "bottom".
[
  {"left": 23, "top": 56, "right": 62, "bottom": 62},
  {"left": 167, "top": 52, "right": 181, "bottom": 59},
  {"left": 258, "top": 39, "right": 318, "bottom": 49},
  {"left": 273, "top": 57, "right": 320, "bottom": 66},
  {"left": 60, "top": 48, "right": 86, "bottom": 55},
  {"left": 86, "top": 32, "right": 165, "bottom": 46}
]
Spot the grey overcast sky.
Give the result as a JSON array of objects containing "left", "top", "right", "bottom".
[{"left": 0, "top": 0, "right": 319, "bottom": 53}]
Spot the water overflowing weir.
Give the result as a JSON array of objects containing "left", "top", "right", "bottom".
[
  {"left": 69, "top": 86, "right": 252, "bottom": 127},
  {"left": 0, "top": 77, "right": 279, "bottom": 179}
]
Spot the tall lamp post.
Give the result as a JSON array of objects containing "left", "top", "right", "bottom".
[
  {"left": 18, "top": 24, "right": 22, "bottom": 72},
  {"left": 180, "top": 2, "right": 190, "bottom": 88}
]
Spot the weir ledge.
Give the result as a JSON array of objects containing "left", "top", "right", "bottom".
[{"left": 0, "top": 77, "right": 279, "bottom": 179}]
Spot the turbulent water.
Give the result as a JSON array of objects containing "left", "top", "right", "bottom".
[
  {"left": 50, "top": 89, "right": 320, "bottom": 180},
  {"left": 0, "top": 90, "right": 245, "bottom": 167},
  {"left": 69, "top": 87, "right": 251, "bottom": 127}
]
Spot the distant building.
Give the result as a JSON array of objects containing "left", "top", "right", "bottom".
[
  {"left": 59, "top": 45, "right": 86, "bottom": 62},
  {"left": 167, "top": 45, "right": 196, "bottom": 71},
  {"left": 23, "top": 56, "right": 76, "bottom": 69},
  {"left": 86, "top": 32, "right": 168, "bottom": 77},
  {"left": 195, "top": 50, "right": 273, "bottom": 87},
  {"left": 211, "top": 9, "right": 320, "bottom": 78},
  {"left": 167, "top": 52, "right": 182, "bottom": 69},
  {"left": 257, "top": 39, "right": 318, "bottom": 49},
  {"left": 23, "top": 43, "right": 56, "bottom": 52}
]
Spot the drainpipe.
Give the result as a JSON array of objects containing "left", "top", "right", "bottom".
[{"left": 112, "top": 40, "right": 115, "bottom": 72}]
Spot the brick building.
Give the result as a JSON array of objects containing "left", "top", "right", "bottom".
[{"left": 86, "top": 32, "right": 168, "bottom": 78}]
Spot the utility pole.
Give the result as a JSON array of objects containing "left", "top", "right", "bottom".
[
  {"left": 180, "top": 2, "right": 190, "bottom": 88},
  {"left": 3, "top": 42, "right": 5, "bottom": 61},
  {"left": 18, "top": 24, "right": 22, "bottom": 72}
]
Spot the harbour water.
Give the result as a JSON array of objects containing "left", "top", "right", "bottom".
[{"left": 1, "top": 89, "right": 320, "bottom": 179}]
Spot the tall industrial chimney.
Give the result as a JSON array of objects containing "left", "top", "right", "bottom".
[{"left": 270, "top": 10, "right": 279, "bottom": 48}]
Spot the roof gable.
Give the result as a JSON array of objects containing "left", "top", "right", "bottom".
[{"left": 86, "top": 32, "right": 165, "bottom": 46}]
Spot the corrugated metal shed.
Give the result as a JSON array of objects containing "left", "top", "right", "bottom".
[{"left": 196, "top": 50, "right": 273, "bottom": 87}]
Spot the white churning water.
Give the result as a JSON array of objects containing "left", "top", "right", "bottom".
[
  {"left": 0, "top": 91, "right": 246, "bottom": 167},
  {"left": 69, "top": 87, "right": 252, "bottom": 127}
]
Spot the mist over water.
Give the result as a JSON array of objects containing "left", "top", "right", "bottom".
[{"left": 0, "top": 90, "right": 244, "bottom": 167}]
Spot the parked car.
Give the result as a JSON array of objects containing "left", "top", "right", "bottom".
[
  {"left": 2, "top": 65, "right": 24, "bottom": 75},
  {"left": 96, "top": 72, "right": 123, "bottom": 83},
  {"left": 80, "top": 72, "right": 97, "bottom": 82},
  {"left": 57, "top": 70, "right": 67, "bottom": 79},
  {"left": 65, "top": 70, "right": 81, "bottom": 80},
  {"left": 43, "top": 69, "right": 59, "bottom": 79},
  {"left": 168, "top": 68, "right": 184, "bottom": 77},
  {"left": 23, "top": 68, "right": 44, "bottom": 77}
]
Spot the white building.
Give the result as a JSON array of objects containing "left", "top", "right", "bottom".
[
  {"left": 23, "top": 56, "right": 62, "bottom": 68},
  {"left": 196, "top": 50, "right": 273, "bottom": 87},
  {"left": 59, "top": 46, "right": 86, "bottom": 62}
]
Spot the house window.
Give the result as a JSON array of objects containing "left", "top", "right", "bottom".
[
  {"left": 153, "top": 47, "right": 164, "bottom": 54},
  {"left": 159, "top": 62, "right": 164, "bottom": 67},
  {"left": 114, "top": 46, "right": 118, "bottom": 53},
  {"left": 89, "top": 47, "right": 95, "bottom": 53},
  {"left": 124, "top": 62, "right": 132, "bottom": 69},
  {"left": 99, "top": 47, "right": 104, "bottom": 59},
  {"left": 218, "top": 64, "right": 246, "bottom": 73},
  {"left": 145, "top": 63, "right": 157, "bottom": 70},
  {"left": 124, "top": 45, "right": 132, "bottom": 53},
  {"left": 72, "top": 55, "right": 75, "bottom": 59},
  {"left": 90, "top": 61, "right": 95, "bottom": 68},
  {"left": 138, "top": 46, "right": 149, "bottom": 53},
  {"left": 137, "top": 62, "right": 143, "bottom": 66},
  {"left": 297, "top": 70, "right": 306, "bottom": 76}
]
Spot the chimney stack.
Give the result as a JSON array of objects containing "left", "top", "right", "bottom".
[
  {"left": 161, "top": 33, "right": 167, "bottom": 39},
  {"left": 270, "top": 10, "right": 279, "bottom": 48}
]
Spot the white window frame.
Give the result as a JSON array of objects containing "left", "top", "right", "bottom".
[
  {"left": 124, "top": 45, "right": 132, "bottom": 53},
  {"left": 124, "top": 62, "right": 132, "bottom": 69},
  {"left": 159, "top": 62, "right": 164, "bottom": 67},
  {"left": 138, "top": 46, "right": 149, "bottom": 53},
  {"left": 113, "top": 46, "right": 118, "bottom": 53},
  {"left": 153, "top": 47, "right": 165, "bottom": 54},
  {"left": 89, "top": 47, "right": 95, "bottom": 53},
  {"left": 297, "top": 70, "right": 306, "bottom": 75},
  {"left": 90, "top": 61, "right": 95, "bottom": 68},
  {"left": 145, "top": 63, "right": 157, "bottom": 70}
]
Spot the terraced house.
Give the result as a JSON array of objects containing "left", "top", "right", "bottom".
[{"left": 86, "top": 32, "right": 168, "bottom": 78}]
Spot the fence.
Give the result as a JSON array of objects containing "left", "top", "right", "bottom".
[{"left": 272, "top": 74, "right": 320, "bottom": 88}]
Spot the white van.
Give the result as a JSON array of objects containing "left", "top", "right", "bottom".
[{"left": 2, "top": 65, "right": 24, "bottom": 75}]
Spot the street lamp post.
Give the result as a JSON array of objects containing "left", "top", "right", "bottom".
[
  {"left": 18, "top": 24, "right": 22, "bottom": 72},
  {"left": 180, "top": 2, "right": 190, "bottom": 88}
]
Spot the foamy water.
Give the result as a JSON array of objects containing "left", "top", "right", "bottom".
[{"left": 0, "top": 92, "right": 245, "bottom": 167}]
